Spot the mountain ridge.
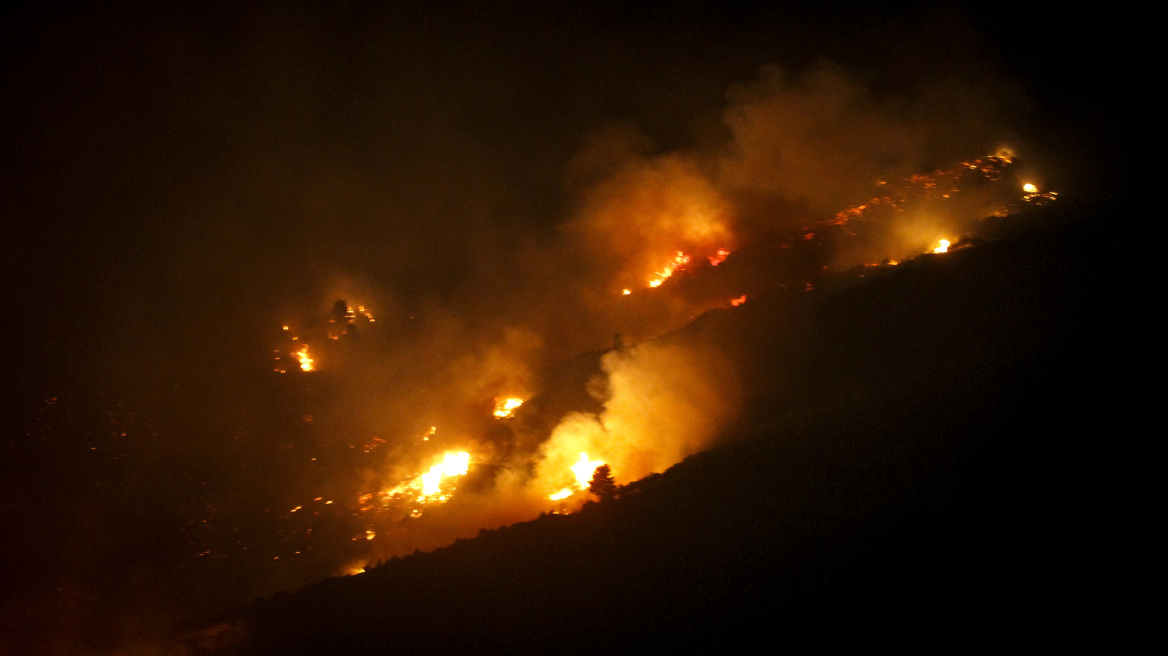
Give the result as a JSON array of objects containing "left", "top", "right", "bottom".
[{"left": 177, "top": 198, "right": 1126, "bottom": 653}]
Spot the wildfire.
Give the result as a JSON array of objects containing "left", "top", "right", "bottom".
[
  {"left": 295, "top": 345, "right": 314, "bottom": 372},
  {"left": 827, "top": 154, "right": 1053, "bottom": 232},
  {"left": 1021, "top": 181, "right": 1058, "bottom": 205},
  {"left": 549, "top": 452, "right": 605, "bottom": 501},
  {"left": 376, "top": 449, "right": 473, "bottom": 513},
  {"left": 493, "top": 397, "right": 525, "bottom": 419},
  {"left": 239, "top": 149, "right": 1061, "bottom": 580},
  {"left": 420, "top": 451, "right": 470, "bottom": 497},
  {"left": 648, "top": 251, "right": 691, "bottom": 288}
]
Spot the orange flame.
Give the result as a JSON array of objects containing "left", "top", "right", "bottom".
[
  {"left": 493, "top": 397, "right": 524, "bottom": 419},
  {"left": 648, "top": 251, "right": 691, "bottom": 288},
  {"left": 548, "top": 452, "right": 606, "bottom": 501},
  {"left": 372, "top": 449, "right": 474, "bottom": 516},
  {"left": 295, "top": 345, "right": 314, "bottom": 372},
  {"left": 420, "top": 451, "right": 471, "bottom": 497}
]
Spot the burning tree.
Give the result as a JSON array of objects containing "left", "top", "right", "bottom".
[{"left": 589, "top": 464, "right": 618, "bottom": 501}]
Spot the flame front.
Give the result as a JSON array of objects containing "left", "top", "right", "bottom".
[
  {"left": 648, "top": 251, "right": 691, "bottom": 288},
  {"left": 420, "top": 451, "right": 471, "bottom": 497},
  {"left": 371, "top": 449, "right": 474, "bottom": 519},
  {"left": 933, "top": 239, "right": 950, "bottom": 254},
  {"left": 549, "top": 452, "right": 605, "bottom": 501}
]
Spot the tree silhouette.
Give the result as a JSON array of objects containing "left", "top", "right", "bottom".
[{"left": 588, "top": 464, "right": 617, "bottom": 501}]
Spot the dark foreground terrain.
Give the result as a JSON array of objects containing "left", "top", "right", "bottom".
[{"left": 187, "top": 200, "right": 1128, "bottom": 654}]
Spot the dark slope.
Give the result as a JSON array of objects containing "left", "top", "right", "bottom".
[{"left": 214, "top": 202, "right": 1126, "bottom": 654}]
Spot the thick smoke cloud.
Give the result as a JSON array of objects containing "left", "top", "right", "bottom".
[
  {"left": 554, "top": 61, "right": 1022, "bottom": 305},
  {"left": 721, "top": 63, "right": 927, "bottom": 214},
  {"left": 535, "top": 341, "right": 741, "bottom": 488}
]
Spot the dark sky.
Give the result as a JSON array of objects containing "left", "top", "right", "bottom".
[{"left": 5, "top": 2, "right": 1118, "bottom": 397}]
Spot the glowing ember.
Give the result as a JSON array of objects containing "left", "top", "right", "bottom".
[
  {"left": 648, "top": 251, "right": 691, "bottom": 288},
  {"left": 708, "top": 248, "right": 730, "bottom": 266},
  {"left": 827, "top": 154, "right": 1055, "bottom": 231},
  {"left": 730, "top": 295, "right": 747, "bottom": 307},
  {"left": 622, "top": 288, "right": 632, "bottom": 296},
  {"left": 933, "top": 239, "right": 950, "bottom": 254},
  {"left": 493, "top": 397, "right": 525, "bottom": 419},
  {"left": 295, "top": 345, "right": 315, "bottom": 372}
]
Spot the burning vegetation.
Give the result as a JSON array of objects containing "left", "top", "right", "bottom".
[
  {"left": 196, "top": 149, "right": 1058, "bottom": 592},
  {"left": 2, "top": 5, "right": 1098, "bottom": 653}
]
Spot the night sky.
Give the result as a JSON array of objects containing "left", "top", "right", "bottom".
[{"left": 1, "top": 2, "right": 1131, "bottom": 653}]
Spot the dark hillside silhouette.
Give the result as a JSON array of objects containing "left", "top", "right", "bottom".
[{"left": 194, "top": 200, "right": 1129, "bottom": 654}]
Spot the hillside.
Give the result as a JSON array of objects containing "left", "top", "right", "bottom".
[{"left": 186, "top": 200, "right": 1127, "bottom": 654}]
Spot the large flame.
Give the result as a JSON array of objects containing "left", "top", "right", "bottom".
[
  {"left": 420, "top": 451, "right": 471, "bottom": 497},
  {"left": 374, "top": 449, "right": 474, "bottom": 515},
  {"left": 548, "top": 452, "right": 606, "bottom": 501}
]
